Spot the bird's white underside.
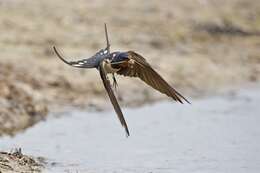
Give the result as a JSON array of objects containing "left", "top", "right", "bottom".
[{"left": 102, "top": 60, "right": 119, "bottom": 74}]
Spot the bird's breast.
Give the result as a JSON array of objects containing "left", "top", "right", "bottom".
[{"left": 103, "top": 61, "right": 120, "bottom": 73}]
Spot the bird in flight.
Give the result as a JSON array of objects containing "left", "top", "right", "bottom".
[{"left": 53, "top": 24, "right": 190, "bottom": 137}]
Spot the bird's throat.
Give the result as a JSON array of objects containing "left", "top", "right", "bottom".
[{"left": 102, "top": 61, "right": 120, "bottom": 74}]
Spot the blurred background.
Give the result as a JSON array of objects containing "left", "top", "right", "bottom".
[{"left": 0, "top": 0, "right": 260, "bottom": 172}]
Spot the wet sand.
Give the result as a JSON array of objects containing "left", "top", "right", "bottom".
[
  {"left": 0, "top": 150, "right": 43, "bottom": 173},
  {"left": 1, "top": 86, "right": 260, "bottom": 172}
]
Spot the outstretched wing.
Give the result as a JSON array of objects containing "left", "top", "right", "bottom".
[
  {"left": 116, "top": 51, "right": 190, "bottom": 104},
  {"left": 99, "top": 60, "right": 130, "bottom": 137},
  {"left": 53, "top": 46, "right": 100, "bottom": 68}
]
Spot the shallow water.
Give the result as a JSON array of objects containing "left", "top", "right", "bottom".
[{"left": 1, "top": 88, "right": 260, "bottom": 173}]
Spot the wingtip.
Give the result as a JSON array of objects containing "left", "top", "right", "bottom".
[
  {"left": 174, "top": 91, "right": 191, "bottom": 105},
  {"left": 179, "top": 98, "right": 191, "bottom": 105},
  {"left": 53, "top": 46, "right": 73, "bottom": 66},
  {"left": 125, "top": 129, "right": 130, "bottom": 138},
  {"left": 53, "top": 46, "right": 59, "bottom": 54},
  {"left": 183, "top": 97, "right": 191, "bottom": 104},
  {"left": 124, "top": 125, "right": 130, "bottom": 137},
  {"left": 174, "top": 95, "right": 191, "bottom": 105}
]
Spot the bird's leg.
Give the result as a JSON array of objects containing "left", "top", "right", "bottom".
[{"left": 112, "top": 73, "right": 118, "bottom": 90}]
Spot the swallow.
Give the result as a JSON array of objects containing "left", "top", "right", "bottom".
[{"left": 53, "top": 24, "right": 190, "bottom": 137}]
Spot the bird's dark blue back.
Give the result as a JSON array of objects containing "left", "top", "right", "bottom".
[
  {"left": 81, "top": 50, "right": 128, "bottom": 68},
  {"left": 110, "top": 52, "right": 128, "bottom": 63}
]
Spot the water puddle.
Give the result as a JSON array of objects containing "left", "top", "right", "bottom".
[{"left": 1, "top": 88, "right": 260, "bottom": 172}]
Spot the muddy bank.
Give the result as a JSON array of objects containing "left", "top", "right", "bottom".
[
  {"left": 0, "top": 63, "right": 48, "bottom": 136},
  {"left": 0, "top": 149, "right": 44, "bottom": 173}
]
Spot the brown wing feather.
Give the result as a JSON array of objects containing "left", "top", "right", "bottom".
[
  {"left": 99, "top": 60, "right": 130, "bottom": 136},
  {"left": 117, "top": 51, "right": 190, "bottom": 104}
]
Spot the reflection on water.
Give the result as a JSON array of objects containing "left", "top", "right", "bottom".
[{"left": 1, "top": 88, "right": 260, "bottom": 173}]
